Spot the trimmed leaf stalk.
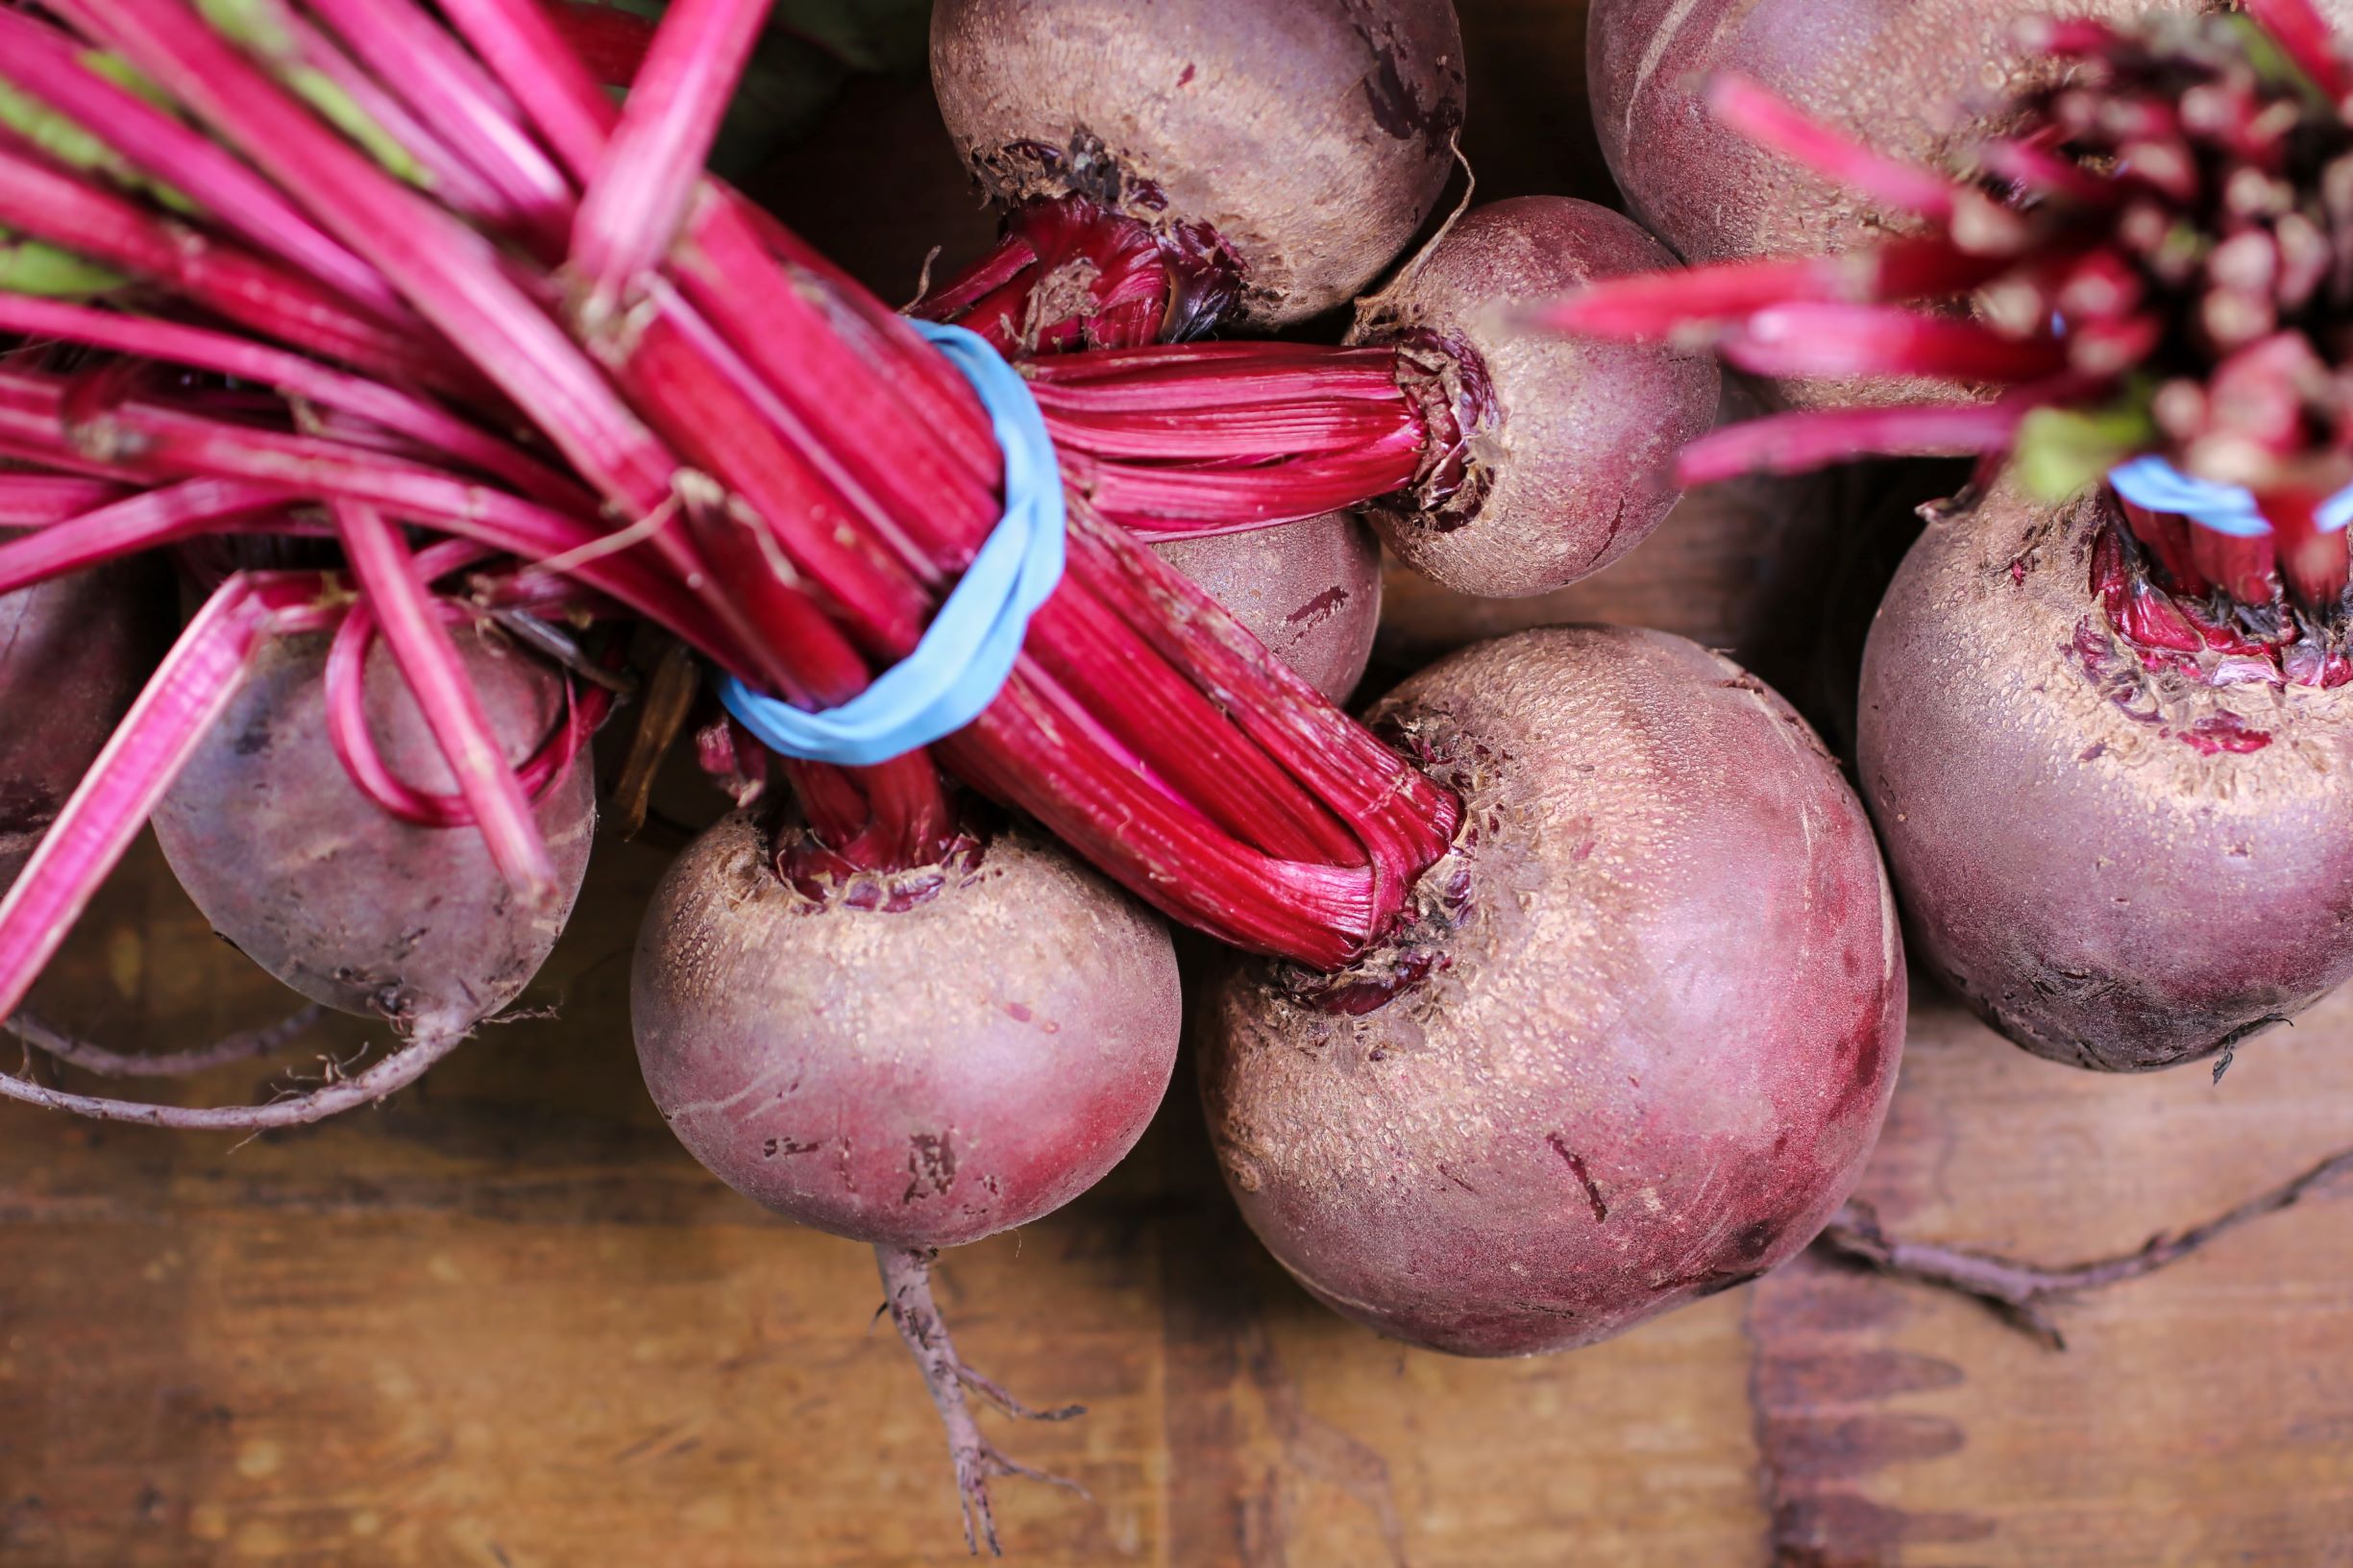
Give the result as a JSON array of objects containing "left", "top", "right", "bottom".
[{"left": 0, "top": 0, "right": 1466, "bottom": 974}]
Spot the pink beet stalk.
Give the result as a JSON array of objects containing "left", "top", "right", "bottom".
[
  {"left": 305, "top": 0, "right": 577, "bottom": 255},
  {"left": 1675, "top": 402, "right": 2039, "bottom": 484},
  {"left": 0, "top": 573, "right": 334, "bottom": 1024},
  {"left": 0, "top": 479, "right": 296, "bottom": 594},
  {"left": 0, "top": 7, "right": 409, "bottom": 321},
  {"left": 1718, "top": 303, "right": 2070, "bottom": 382},
  {"left": 0, "top": 475, "right": 124, "bottom": 526},
  {"left": 566, "top": 0, "right": 772, "bottom": 321},
  {"left": 332, "top": 500, "right": 560, "bottom": 907},
  {"left": 1705, "top": 74, "right": 1975, "bottom": 227},
  {"left": 0, "top": 295, "right": 589, "bottom": 508},
  {"left": 1529, "top": 236, "right": 2015, "bottom": 338},
  {"left": 0, "top": 0, "right": 1469, "bottom": 978},
  {"left": 2246, "top": 0, "right": 2350, "bottom": 100},
  {"left": 438, "top": 0, "right": 621, "bottom": 184}
]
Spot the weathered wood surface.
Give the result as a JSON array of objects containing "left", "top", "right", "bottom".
[
  {"left": 7, "top": 1, "right": 2353, "bottom": 1563},
  {"left": 6, "top": 825, "right": 2353, "bottom": 1567}
]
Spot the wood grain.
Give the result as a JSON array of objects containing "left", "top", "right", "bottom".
[
  {"left": 6, "top": 829, "right": 2350, "bottom": 1566},
  {"left": 6, "top": 2, "right": 2352, "bottom": 1563}
]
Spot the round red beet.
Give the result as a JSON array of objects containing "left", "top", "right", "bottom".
[
  {"left": 153, "top": 630, "right": 596, "bottom": 1042},
  {"left": 931, "top": 0, "right": 1465, "bottom": 327},
  {"left": 1153, "top": 511, "right": 1383, "bottom": 703},
  {"left": 1201, "top": 626, "right": 1903, "bottom": 1356},
  {"left": 1585, "top": 0, "right": 2231, "bottom": 406},
  {"left": 0, "top": 553, "right": 170, "bottom": 893},
  {"left": 1587, "top": 0, "right": 2192, "bottom": 270},
  {"left": 1347, "top": 196, "right": 1719, "bottom": 598},
  {"left": 1860, "top": 482, "right": 2353, "bottom": 1072},
  {"left": 632, "top": 816, "right": 1182, "bottom": 1248}
]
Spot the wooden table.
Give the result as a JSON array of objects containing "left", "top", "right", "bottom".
[
  {"left": 7, "top": 2, "right": 2353, "bottom": 1562},
  {"left": 7, "top": 816, "right": 2353, "bottom": 1567}
]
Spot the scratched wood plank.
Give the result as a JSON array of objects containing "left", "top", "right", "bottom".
[
  {"left": 0, "top": 826, "right": 1768, "bottom": 1568},
  {"left": 9, "top": 2, "right": 2353, "bottom": 1564},
  {"left": 8, "top": 831, "right": 2351, "bottom": 1567},
  {"left": 1749, "top": 990, "right": 2353, "bottom": 1568}
]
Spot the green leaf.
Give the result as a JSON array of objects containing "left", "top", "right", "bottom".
[
  {"left": 80, "top": 51, "right": 178, "bottom": 111},
  {"left": 281, "top": 65, "right": 431, "bottom": 188},
  {"left": 2015, "top": 404, "right": 2160, "bottom": 502},
  {"left": 0, "top": 82, "right": 198, "bottom": 216},
  {"left": 195, "top": 0, "right": 299, "bottom": 60},
  {"left": 0, "top": 232, "right": 127, "bottom": 299}
]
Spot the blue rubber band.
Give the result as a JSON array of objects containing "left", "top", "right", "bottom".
[
  {"left": 2107, "top": 455, "right": 2353, "bottom": 539},
  {"left": 717, "top": 320, "right": 1066, "bottom": 767}
]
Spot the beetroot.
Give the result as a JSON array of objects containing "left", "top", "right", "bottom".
[
  {"left": 633, "top": 812, "right": 1181, "bottom": 1547},
  {"left": 1345, "top": 196, "right": 1718, "bottom": 598},
  {"left": 633, "top": 814, "right": 1181, "bottom": 1247},
  {"left": 0, "top": 553, "right": 169, "bottom": 892},
  {"left": 1153, "top": 511, "right": 1382, "bottom": 703},
  {"left": 929, "top": 0, "right": 1466, "bottom": 331},
  {"left": 1584, "top": 0, "right": 2181, "bottom": 408},
  {"left": 1200, "top": 627, "right": 1903, "bottom": 1356},
  {"left": 1860, "top": 483, "right": 2353, "bottom": 1073},
  {"left": 1587, "top": 0, "right": 2158, "bottom": 272},
  {"left": 1372, "top": 376, "right": 1845, "bottom": 685},
  {"left": 152, "top": 628, "right": 596, "bottom": 1046}
]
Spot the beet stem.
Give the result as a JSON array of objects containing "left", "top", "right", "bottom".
[
  {"left": 1704, "top": 73, "right": 1973, "bottom": 227},
  {"left": 333, "top": 500, "right": 560, "bottom": 905},
  {"left": 0, "top": 572, "right": 336, "bottom": 1025},
  {"left": 0, "top": 294, "right": 586, "bottom": 509},
  {"left": 532, "top": 1, "right": 658, "bottom": 88},
  {"left": 0, "top": 7, "right": 408, "bottom": 320},
  {"left": 7, "top": 0, "right": 1467, "bottom": 968},
  {"left": 438, "top": 0, "right": 620, "bottom": 184},
  {"left": 305, "top": 0, "right": 576, "bottom": 257},
  {"left": 1816, "top": 1146, "right": 2353, "bottom": 1350},
  {"left": 567, "top": 0, "right": 770, "bottom": 322},
  {"left": 0, "top": 141, "right": 453, "bottom": 392},
  {"left": 874, "top": 1245, "right": 1089, "bottom": 1556}
]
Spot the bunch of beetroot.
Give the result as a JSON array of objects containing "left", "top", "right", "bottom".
[
  {"left": 0, "top": 0, "right": 1939, "bottom": 1553},
  {"left": 1558, "top": 0, "right": 2353, "bottom": 1075}
]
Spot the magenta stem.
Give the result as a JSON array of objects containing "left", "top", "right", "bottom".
[
  {"left": 0, "top": 572, "right": 333, "bottom": 1025},
  {"left": 0, "top": 478, "right": 298, "bottom": 594},
  {"left": 332, "top": 499, "right": 561, "bottom": 907},
  {"left": 2245, "top": 0, "right": 2350, "bottom": 99},
  {"left": 568, "top": 0, "right": 773, "bottom": 318},
  {"left": 0, "top": 7, "right": 410, "bottom": 322},
  {"left": 0, "top": 139, "right": 459, "bottom": 392},
  {"left": 1675, "top": 402, "right": 2034, "bottom": 483},
  {"left": 1704, "top": 74, "right": 1973, "bottom": 225},
  {"left": 1718, "top": 303, "right": 2071, "bottom": 382},
  {"left": 0, "top": 474, "right": 126, "bottom": 526},
  {"left": 436, "top": 0, "right": 620, "bottom": 184},
  {"left": 305, "top": 0, "right": 577, "bottom": 257},
  {"left": 0, "top": 295, "right": 590, "bottom": 509}
]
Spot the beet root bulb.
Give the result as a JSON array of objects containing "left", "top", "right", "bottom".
[
  {"left": 1201, "top": 627, "right": 1904, "bottom": 1357},
  {"left": 1349, "top": 197, "right": 1718, "bottom": 599},
  {"left": 0, "top": 554, "right": 170, "bottom": 893},
  {"left": 632, "top": 815, "right": 1184, "bottom": 1551},
  {"left": 931, "top": 0, "right": 1466, "bottom": 328},
  {"left": 1587, "top": 0, "right": 2177, "bottom": 272},
  {"left": 1152, "top": 510, "right": 1382, "bottom": 703},
  {"left": 152, "top": 629, "right": 596, "bottom": 1044},
  {"left": 631, "top": 817, "right": 1182, "bottom": 1249},
  {"left": 1860, "top": 484, "right": 2353, "bottom": 1072}
]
